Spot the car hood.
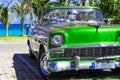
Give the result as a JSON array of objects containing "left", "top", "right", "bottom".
[{"left": 46, "top": 23, "right": 120, "bottom": 46}]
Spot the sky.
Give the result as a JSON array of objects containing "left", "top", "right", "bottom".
[
  {"left": 0, "top": 0, "right": 81, "bottom": 24},
  {"left": 0, "top": 0, "right": 30, "bottom": 24}
]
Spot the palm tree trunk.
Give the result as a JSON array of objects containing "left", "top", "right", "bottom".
[
  {"left": 30, "top": 4, "right": 33, "bottom": 27},
  {"left": 22, "top": 24, "right": 24, "bottom": 36},
  {"left": 68, "top": 0, "right": 70, "bottom": 5},
  {"left": 21, "top": 19, "right": 24, "bottom": 36},
  {"left": 60, "top": 0, "right": 65, "bottom": 5},
  {"left": 82, "top": 0, "right": 86, "bottom": 6},
  {"left": 22, "top": 25, "right": 24, "bottom": 36},
  {"left": 76, "top": 0, "right": 81, "bottom": 6},
  {"left": 5, "top": 25, "right": 9, "bottom": 37},
  {"left": 29, "top": 0, "right": 33, "bottom": 27},
  {"left": 60, "top": 0, "right": 62, "bottom": 5}
]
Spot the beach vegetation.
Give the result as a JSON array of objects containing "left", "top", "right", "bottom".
[
  {"left": 31, "top": 0, "right": 50, "bottom": 24},
  {"left": 0, "top": 1, "right": 12, "bottom": 37},
  {"left": 90, "top": 0, "right": 120, "bottom": 20},
  {"left": 12, "top": 0, "right": 29, "bottom": 36}
]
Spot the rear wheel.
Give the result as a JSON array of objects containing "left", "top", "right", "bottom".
[{"left": 38, "top": 48, "right": 51, "bottom": 80}]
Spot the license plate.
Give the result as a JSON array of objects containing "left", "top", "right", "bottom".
[{"left": 92, "top": 62, "right": 115, "bottom": 69}]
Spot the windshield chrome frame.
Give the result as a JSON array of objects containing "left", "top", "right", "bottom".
[{"left": 42, "top": 8, "right": 105, "bottom": 25}]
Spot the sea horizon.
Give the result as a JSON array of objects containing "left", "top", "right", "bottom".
[{"left": 0, "top": 24, "right": 29, "bottom": 36}]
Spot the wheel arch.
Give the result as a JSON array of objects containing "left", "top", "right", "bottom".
[
  {"left": 27, "top": 39, "right": 30, "bottom": 46},
  {"left": 39, "top": 44, "right": 45, "bottom": 50},
  {"left": 39, "top": 44, "right": 46, "bottom": 54}
]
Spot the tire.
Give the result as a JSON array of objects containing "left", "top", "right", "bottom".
[
  {"left": 29, "top": 48, "right": 35, "bottom": 59},
  {"left": 38, "top": 48, "right": 51, "bottom": 80}
]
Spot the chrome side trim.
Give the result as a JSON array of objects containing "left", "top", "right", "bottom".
[
  {"left": 49, "top": 47, "right": 64, "bottom": 53},
  {"left": 48, "top": 44, "right": 120, "bottom": 52},
  {"left": 48, "top": 43, "right": 120, "bottom": 53},
  {"left": 97, "top": 55, "right": 120, "bottom": 60},
  {"left": 114, "top": 61, "right": 120, "bottom": 67},
  {"left": 61, "top": 44, "right": 120, "bottom": 49},
  {"left": 48, "top": 55, "right": 120, "bottom": 60},
  {"left": 35, "top": 35, "right": 48, "bottom": 46}
]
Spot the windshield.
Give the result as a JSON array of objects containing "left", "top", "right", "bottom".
[{"left": 43, "top": 8, "right": 104, "bottom": 25}]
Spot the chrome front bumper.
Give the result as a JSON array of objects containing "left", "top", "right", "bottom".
[{"left": 48, "top": 56, "right": 120, "bottom": 72}]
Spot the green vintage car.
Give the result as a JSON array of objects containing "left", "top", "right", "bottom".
[{"left": 27, "top": 6, "right": 120, "bottom": 79}]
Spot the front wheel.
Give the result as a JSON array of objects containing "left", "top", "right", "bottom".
[{"left": 38, "top": 49, "right": 51, "bottom": 80}]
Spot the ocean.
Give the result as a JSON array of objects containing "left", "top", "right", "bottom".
[{"left": 0, "top": 24, "right": 29, "bottom": 36}]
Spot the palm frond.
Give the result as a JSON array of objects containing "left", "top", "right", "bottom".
[
  {"left": 12, "top": 0, "right": 29, "bottom": 36},
  {"left": 0, "top": 1, "right": 12, "bottom": 36},
  {"left": 31, "top": 0, "right": 50, "bottom": 23}
]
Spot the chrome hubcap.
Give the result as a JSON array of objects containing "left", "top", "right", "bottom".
[{"left": 40, "top": 55, "right": 50, "bottom": 75}]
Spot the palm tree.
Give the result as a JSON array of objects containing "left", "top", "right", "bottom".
[
  {"left": 81, "top": 0, "right": 86, "bottom": 6},
  {"left": 25, "top": 0, "right": 35, "bottom": 27},
  {"left": 0, "top": 4, "right": 3, "bottom": 14},
  {"left": 13, "top": 0, "right": 29, "bottom": 36},
  {"left": 67, "top": 0, "right": 71, "bottom": 5},
  {"left": 31, "top": 0, "right": 50, "bottom": 24},
  {"left": 0, "top": 1, "right": 12, "bottom": 37},
  {"left": 60, "top": 0, "right": 67, "bottom": 5},
  {"left": 28, "top": 0, "right": 34, "bottom": 27}
]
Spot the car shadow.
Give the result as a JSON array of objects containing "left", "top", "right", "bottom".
[
  {"left": 13, "top": 53, "right": 41, "bottom": 80},
  {"left": 51, "top": 70, "right": 120, "bottom": 80},
  {"left": 13, "top": 53, "right": 120, "bottom": 80}
]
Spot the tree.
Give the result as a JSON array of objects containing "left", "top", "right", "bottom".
[
  {"left": 31, "top": 0, "right": 50, "bottom": 24},
  {"left": 25, "top": 0, "right": 49, "bottom": 25},
  {"left": 0, "top": 1, "right": 12, "bottom": 37},
  {"left": 90, "top": 0, "right": 120, "bottom": 20},
  {"left": 81, "top": 0, "right": 86, "bottom": 6},
  {"left": 0, "top": 4, "right": 3, "bottom": 15},
  {"left": 12, "top": 0, "right": 29, "bottom": 36},
  {"left": 25, "top": 0, "right": 34, "bottom": 27}
]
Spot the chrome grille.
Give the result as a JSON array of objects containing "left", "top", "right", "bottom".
[{"left": 64, "top": 46, "right": 120, "bottom": 57}]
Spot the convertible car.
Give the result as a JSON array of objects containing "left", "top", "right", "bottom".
[{"left": 27, "top": 6, "right": 120, "bottom": 79}]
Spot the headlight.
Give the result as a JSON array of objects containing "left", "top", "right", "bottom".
[{"left": 51, "top": 34, "right": 63, "bottom": 46}]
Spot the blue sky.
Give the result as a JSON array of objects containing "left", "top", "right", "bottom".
[
  {"left": 0, "top": 0, "right": 9, "bottom": 4},
  {"left": 0, "top": 0, "right": 30, "bottom": 24}
]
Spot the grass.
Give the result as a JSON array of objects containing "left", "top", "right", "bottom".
[{"left": 0, "top": 36, "right": 27, "bottom": 40}]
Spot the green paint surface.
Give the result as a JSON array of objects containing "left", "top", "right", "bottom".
[
  {"left": 51, "top": 59, "right": 96, "bottom": 63},
  {"left": 49, "top": 6, "right": 100, "bottom": 9},
  {"left": 50, "top": 23, "right": 120, "bottom": 46}
]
